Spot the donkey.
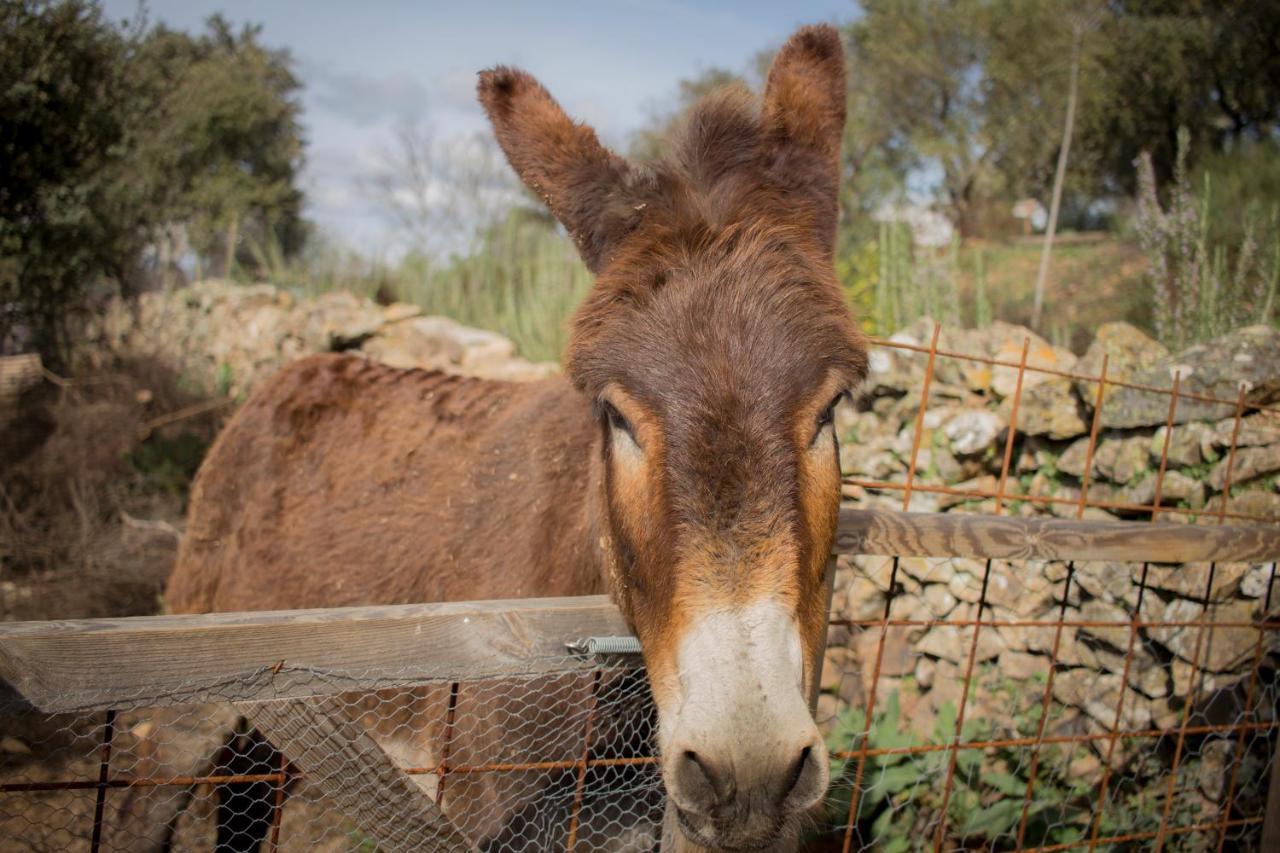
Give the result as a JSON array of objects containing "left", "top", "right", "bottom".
[{"left": 165, "top": 24, "right": 866, "bottom": 851}]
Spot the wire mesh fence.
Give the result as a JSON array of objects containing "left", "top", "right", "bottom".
[
  {"left": 1, "top": 558, "right": 1275, "bottom": 852},
  {"left": 1, "top": 655, "right": 663, "bottom": 852},
  {"left": 3, "top": 323, "right": 1280, "bottom": 850}
]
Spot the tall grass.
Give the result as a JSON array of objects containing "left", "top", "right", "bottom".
[
  {"left": 843, "top": 222, "right": 981, "bottom": 335},
  {"left": 247, "top": 212, "right": 591, "bottom": 363},
  {"left": 393, "top": 214, "right": 592, "bottom": 363},
  {"left": 1135, "top": 128, "right": 1280, "bottom": 350}
]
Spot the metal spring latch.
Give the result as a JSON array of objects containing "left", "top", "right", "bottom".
[{"left": 565, "top": 635, "right": 643, "bottom": 656}]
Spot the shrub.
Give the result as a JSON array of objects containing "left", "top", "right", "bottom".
[{"left": 1134, "top": 128, "right": 1280, "bottom": 350}]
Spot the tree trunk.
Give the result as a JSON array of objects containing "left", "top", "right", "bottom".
[
  {"left": 1031, "top": 26, "right": 1084, "bottom": 331},
  {"left": 223, "top": 213, "right": 240, "bottom": 278}
]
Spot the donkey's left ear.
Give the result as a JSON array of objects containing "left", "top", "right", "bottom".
[
  {"left": 762, "top": 25, "right": 847, "bottom": 254},
  {"left": 478, "top": 66, "right": 639, "bottom": 273}
]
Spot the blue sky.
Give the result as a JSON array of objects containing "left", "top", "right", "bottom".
[{"left": 100, "top": 1, "right": 858, "bottom": 254}]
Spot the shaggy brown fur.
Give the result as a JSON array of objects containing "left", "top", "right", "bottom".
[{"left": 168, "top": 356, "right": 606, "bottom": 611}]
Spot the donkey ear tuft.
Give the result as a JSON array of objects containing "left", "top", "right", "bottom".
[
  {"left": 763, "top": 24, "right": 846, "bottom": 157},
  {"left": 477, "top": 66, "right": 636, "bottom": 273},
  {"left": 477, "top": 66, "right": 535, "bottom": 119},
  {"left": 762, "top": 24, "right": 847, "bottom": 254}
]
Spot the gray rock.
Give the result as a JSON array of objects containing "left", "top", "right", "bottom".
[
  {"left": 1093, "top": 435, "right": 1151, "bottom": 484},
  {"left": 1057, "top": 437, "right": 1093, "bottom": 478},
  {"left": 987, "top": 323, "right": 1078, "bottom": 398},
  {"left": 1005, "top": 377, "right": 1089, "bottom": 439},
  {"left": 1240, "top": 563, "right": 1275, "bottom": 598},
  {"left": 1206, "top": 490, "right": 1280, "bottom": 520},
  {"left": 1207, "top": 443, "right": 1280, "bottom": 490},
  {"left": 1100, "top": 326, "right": 1280, "bottom": 428},
  {"left": 916, "top": 623, "right": 1004, "bottom": 663},
  {"left": 1149, "top": 423, "right": 1208, "bottom": 468},
  {"left": 1074, "top": 322, "right": 1169, "bottom": 401},
  {"left": 1211, "top": 412, "right": 1280, "bottom": 448},
  {"left": 943, "top": 409, "right": 1005, "bottom": 455}
]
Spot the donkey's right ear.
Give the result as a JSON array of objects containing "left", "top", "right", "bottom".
[{"left": 478, "top": 67, "right": 638, "bottom": 273}]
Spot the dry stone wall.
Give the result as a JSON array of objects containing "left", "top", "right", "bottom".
[
  {"left": 824, "top": 318, "right": 1280, "bottom": 808},
  {"left": 82, "top": 279, "right": 556, "bottom": 398}
]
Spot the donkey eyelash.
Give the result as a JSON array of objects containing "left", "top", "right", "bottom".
[
  {"left": 812, "top": 392, "right": 848, "bottom": 443},
  {"left": 600, "top": 400, "right": 637, "bottom": 441}
]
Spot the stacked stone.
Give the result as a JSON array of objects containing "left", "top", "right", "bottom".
[{"left": 82, "top": 279, "right": 556, "bottom": 397}]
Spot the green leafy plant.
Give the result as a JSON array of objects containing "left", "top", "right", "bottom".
[{"left": 819, "top": 668, "right": 1227, "bottom": 851}]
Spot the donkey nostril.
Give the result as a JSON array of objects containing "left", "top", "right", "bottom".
[
  {"left": 780, "top": 744, "right": 813, "bottom": 802},
  {"left": 676, "top": 749, "right": 724, "bottom": 812}
]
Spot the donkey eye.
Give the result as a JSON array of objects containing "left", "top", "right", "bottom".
[
  {"left": 812, "top": 393, "right": 845, "bottom": 445},
  {"left": 602, "top": 401, "right": 636, "bottom": 440}
]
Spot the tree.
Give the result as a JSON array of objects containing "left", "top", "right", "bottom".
[
  {"left": 128, "top": 15, "right": 306, "bottom": 279},
  {"left": 0, "top": 0, "right": 138, "bottom": 360},
  {"left": 0, "top": 2, "right": 307, "bottom": 361},
  {"left": 1077, "top": 1, "right": 1280, "bottom": 196},
  {"left": 845, "top": 0, "right": 1091, "bottom": 237},
  {"left": 362, "top": 123, "right": 521, "bottom": 255}
]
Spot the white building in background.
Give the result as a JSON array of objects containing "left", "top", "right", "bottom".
[
  {"left": 1011, "top": 198, "right": 1048, "bottom": 233},
  {"left": 872, "top": 201, "right": 955, "bottom": 248}
]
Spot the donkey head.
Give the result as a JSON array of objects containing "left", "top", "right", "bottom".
[{"left": 479, "top": 25, "right": 865, "bottom": 849}]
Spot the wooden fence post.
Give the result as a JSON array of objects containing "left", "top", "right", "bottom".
[{"left": 240, "top": 697, "right": 472, "bottom": 852}]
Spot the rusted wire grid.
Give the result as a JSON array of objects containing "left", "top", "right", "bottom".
[
  {"left": 1215, "top": 562, "right": 1279, "bottom": 852},
  {"left": 7, "top": 327, "right": 1280, "bottom": 849},
  {"left": 930, "top": 337, "right": 1030, "bottom": 850},
  {"left": 847, "top": 336, "right": 1275, "bottom": 526},
  {"left": 865, "top": 334, "right": 1280, "bottom": 418},
  {"left": 832, "top": 332, "right": 1278, "bottom": 849},
  {"left": 1014, "top": 353, "right": 1110, "bottom": 849},
  {"left": 840, "top": 322, "right": 943, "bottom": 852},
  {"left": 1082, "top": 372, "right": 1179, "bottom": 850}
]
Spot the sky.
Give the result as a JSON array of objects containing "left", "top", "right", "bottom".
[{"left": 100, "top": 0, "right": 859, "bottom": 255}]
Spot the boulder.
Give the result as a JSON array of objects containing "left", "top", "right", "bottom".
[
  {"left": 1148, "top": 598, "right": 1259, "bottom": 672},
  {"left": 1240, "top": 563, "right": 1275, "bottom": 599},
  {"left": 1077, "top": 598, "right": 1132, "bottom": 649},
  {"left": 1093, "top": 435, "right": 1151, "bottom": 484},
  {"left": 988, "top": 322, "right": 1078, "bottom": 398},
  {"left": 1074, "top": 322, "right": 1169, "bottom": 401},
  {"left": 1149, "top": 422, "right": 1209, "bottom": 468},
  {"left": 915, "top": 623, "right": 1004, "bottom": 664},
  {"left": 1140, "top": 562, "right": 1250, "bottom": 603},
  {"left": 1057, "top": 437, "right": 1093, "bottom": 479},
  {"left": 1206, "top": 490, "right": 1280, "bottom": 520},
  {"left": 1211, "top": 412, "right": 1280, "bottom": 449},
  {"left": 1006, "top": 377, "right": 1088, "bottom": 439},
  {"left": 1207, "top": 443, "right": 1280, "bottom": 491},
  {"left": 1099, "top": 326, "right": 1280, "bottom": 428},
  {"left": 943, "top": 409, "right": 1005, "bottom": 455}
]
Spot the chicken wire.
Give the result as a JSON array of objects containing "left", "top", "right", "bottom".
[{"left": 0, "top": 654, "right": 662, "bottom": 852}]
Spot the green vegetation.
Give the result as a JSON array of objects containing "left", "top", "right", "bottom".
[
  {"left": 820, "top": 671, "right": 1223, "bottom": 851},
  {"left": 1, "top": 0, "right": 304, "bottom": 365},
  {"left": 1135, "top": 129, "right": 1280, "bottom": 350},
  {"left": 5, "top": 0, "right": 1280, "bottom": 365}
]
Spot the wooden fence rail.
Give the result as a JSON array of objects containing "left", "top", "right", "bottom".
[{"left": 3, "top": 508, "right": 1278, "bottom": 715}]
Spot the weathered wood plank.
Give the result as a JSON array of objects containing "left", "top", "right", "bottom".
[
  {"left": 0, "top": 596, "right": 629, "bottom": 713},
  {"left": 3, "top": 510, "right": 1278, "bottom": 713},
  {"left": 240, "top": 697, "right": 472, "bottom": 851},
  {"left": 836, "top": 508, "right": 1280, "bottom": 564}
]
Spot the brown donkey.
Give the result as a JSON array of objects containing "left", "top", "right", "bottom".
[{"left": 166, "top": 23, "right": 866, "bottom": 851}]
